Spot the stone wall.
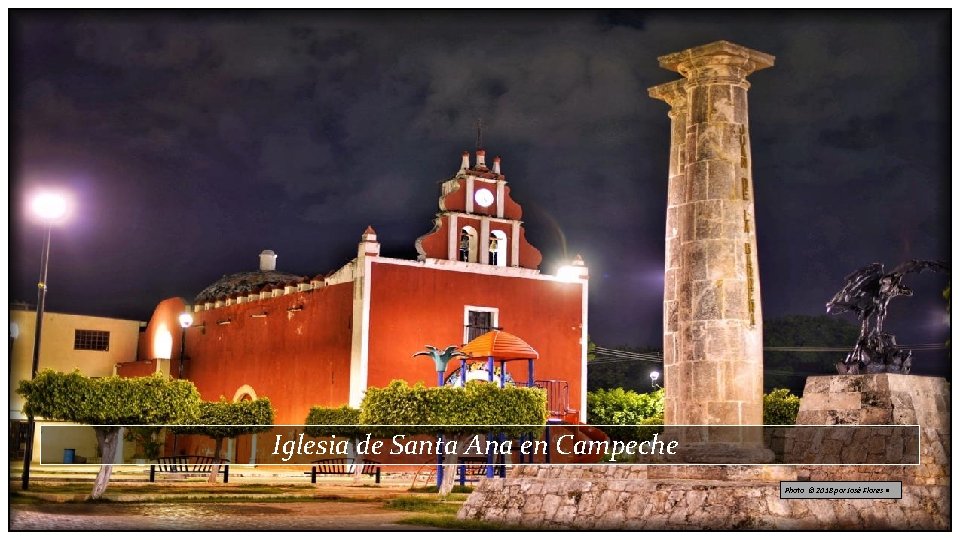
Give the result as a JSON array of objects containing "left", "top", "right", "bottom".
[
  {"left": 790, "top": 374, "right": 949, "bottom": 488},
  {"left": 458, "top": 469, "right": 948, "bottom": 530},
  {"left": 458, "top": 374, "right": 950, "bottom": 530}
]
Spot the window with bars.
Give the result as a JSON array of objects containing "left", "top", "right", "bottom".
[
  {"left": 464, "top": 308, "right": 500, "bottom": 343},
  {"left": 74, "top": 330, "right": 110, "bottom": 351}
]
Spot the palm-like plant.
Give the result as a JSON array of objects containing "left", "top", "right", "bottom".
[{"left": 413, "top": 345, "right": 467, "bottom": 386}]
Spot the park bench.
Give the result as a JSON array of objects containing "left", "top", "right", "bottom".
[
  {"left": 149, "top": 455, "right": 230, "bottom": 483},
  {"left": 306, "top": 457, "right": 381, "bottom": 484}
]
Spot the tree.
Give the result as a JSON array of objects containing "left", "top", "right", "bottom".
[
  {"left": 174, "top": 397, "right": 275, "bottom": 482},
  {"left": 305, "top": 405, "right": 370, "bottom": 481},
  {"left": 360, "top": 380, "right": 546, "bottom": 495},
  {"left": 17, "top": 370, "right": 201, "bottom": 499}
]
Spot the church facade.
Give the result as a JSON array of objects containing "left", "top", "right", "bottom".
[{"left": 124, "top": 150, "right": 589, "bottom": 460}]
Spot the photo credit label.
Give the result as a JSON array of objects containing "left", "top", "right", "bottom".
[{"left": 780, "top": 481, "right": 902, "bottom": 499}]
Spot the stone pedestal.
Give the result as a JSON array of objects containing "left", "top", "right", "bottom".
[
  {"left": 795, "top": 373, "right": 949, "bottom": 429},
  {"left": 458, "top": 374, "right": 950, "bottom": 530},
  {"left": 790, "top": 374, "right": 950, "bottom": 487}
]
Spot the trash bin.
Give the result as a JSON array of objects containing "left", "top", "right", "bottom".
[{"left": 63, "top": 448, "right": 76, "bottom": 464}]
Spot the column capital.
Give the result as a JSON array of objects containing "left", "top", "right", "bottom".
[
  {"left": 658, "top": 40, "right": 774, "bottom": 83},
  {"left": 648, "top": 78, "right": 688, "bottom": 111}
]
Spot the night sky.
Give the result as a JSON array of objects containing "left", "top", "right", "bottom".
[{"left": 9, "top": 11, "right": 951, "bottom": 373}]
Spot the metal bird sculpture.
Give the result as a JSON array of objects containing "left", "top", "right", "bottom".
[
  {"left": 413, "top": 345, "right": 467, "bottom": 386},
  {"left": 827, "top": 259, "right": 948, "bottom": 374}
]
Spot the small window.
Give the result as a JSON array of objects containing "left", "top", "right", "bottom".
[
  {"left": 464, "top": 306, "right": 500, "bottom": 343},
  {"left": 74, "top": 330, "right": 110, "bottom": 351}
]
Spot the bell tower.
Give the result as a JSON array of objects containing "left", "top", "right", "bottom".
[{"left": 416, "top": 150, "right": 542, "bottom": 270}]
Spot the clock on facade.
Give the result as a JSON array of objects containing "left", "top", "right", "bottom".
[{"left": 474, "top": 188, "right": 494, "bottom": 208}]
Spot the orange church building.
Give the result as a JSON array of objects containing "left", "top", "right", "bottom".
[{"left": 122, "top": 150, "right": 589, "bottom": 461}]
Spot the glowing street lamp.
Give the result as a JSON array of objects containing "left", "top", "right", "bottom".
[
  {"left": 22, "top": 190, "right": 70, "bottom": 490},
  {"left": 178, "top": 312, "right": 193, "bottom": 379},
  {"left": 172, "top": 312, "right": 194, "bottom": 456},
  {"left": 649, "top": 370, "right": 661, "bottom": 389},
  {"left": 30, "top": 192, "right": 68, "bottom": 222}
]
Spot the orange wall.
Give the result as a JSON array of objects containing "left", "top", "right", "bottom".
[
  {"left": 440, "top": 178, "right": 467, "bottom": 212},
  {"left": 366, "top": 261, "right": 585, "bottom": 414},
  {"left": 115, "top": 359, "right": 159, "bottom": 377},
  {"left": 136, "top": 297, "right": 187, "bottom": 369},
  {"left": 135, "top": 258, "right": 583, "bottom": 428},
  {"left": 174, "top": 283, "right": 354, "bottom": 424},
  {"left": 501, "top": 184, "right": 522, "bottom": 220},
  {"left": 517, "top": 227, "right": 542, "bottom": 269}
]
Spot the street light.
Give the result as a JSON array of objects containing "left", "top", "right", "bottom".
[
  {"left": 178, "top": 312, "right": 193, "bottom": 379},
  {"left": 172, "top": 312, "right": 193, "bottom": 456},
  {"left": 649, "top": 370, "right": 660, "bottom": 389},
  {"left": 22, "top": 190, "right": 69, "bottom": 490}
]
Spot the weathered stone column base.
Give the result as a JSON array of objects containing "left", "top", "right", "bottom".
[
  {"left": 671, "top": 442, "right": 775, "bottom": 465},
  {"left": 457, "top": 467, "right": 949, "bottom": 530}
]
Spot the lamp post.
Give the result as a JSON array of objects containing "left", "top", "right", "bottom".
[
  {"left": 171, "top": 312, "right": 193, "bottom": 456},
  {"left": 649, "top": 370, "right": 660, "bottom": 390},
  {"left": 22, "top": 191, "right": 68, "bottom": 490},
  {"left": 178, "top": 312, "right": 193, "bottom": 379}
]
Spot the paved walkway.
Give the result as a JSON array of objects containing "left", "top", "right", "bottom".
[{"left": 11, "top": 501, "right": 435, "bottom": 531}]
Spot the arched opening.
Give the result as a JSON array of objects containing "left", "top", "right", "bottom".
[
  {"left": 232, "top": 385, "right": 259, "bottom": 464},
  {"left": 490, "top": 230, "right": 508, "bottom": 267},
  {"left": 459, "top": 226, "right": 479, "bottom": 263}
]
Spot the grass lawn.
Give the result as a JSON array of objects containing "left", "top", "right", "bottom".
[{"left": 10, "top": 479, "right": 527, "bottom": 530}]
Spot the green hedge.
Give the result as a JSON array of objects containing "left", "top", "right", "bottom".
[
  {"left": 174, "top": 397, "right": 275, "bottom": 439},
  {"left": 587, "top": 387, "right": 664, "bottom": 442},
  {"left": 763, "top": 388, "right": 801, "bottom": 425},
  {"left": 17, "top": 370, "right": 205, "bottom": 497},
  {"left": 18, "top": 370, "right": 201, "bottom": 425},
  {"left": 588, "top": 387, "right": 803, "bottom": 441},
  {"left": 304, "top": 405, "right": 364, "bottom": 438},
  {"left": 359, "top": 380, "right": 547, "bottom": 437}
]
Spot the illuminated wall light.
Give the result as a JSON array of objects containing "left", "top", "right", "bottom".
[
  {"left": 153, "top": 326, "right": 173, "bottom": 360},
  {"left": 556, "top": 265, "right": 581, "bottom": 282}
]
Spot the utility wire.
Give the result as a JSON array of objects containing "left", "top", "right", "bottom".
[{"left": 590, "top": 344, "right": 947, "bottom": 367}]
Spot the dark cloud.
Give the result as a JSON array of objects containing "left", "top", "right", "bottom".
[{"left": 10, "top": 11, "right": 950, "bottom": 372}]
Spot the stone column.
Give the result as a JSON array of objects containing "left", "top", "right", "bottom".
[
  {"left": 648, "top": 79, "right": 687, "bottom": 426},
  {"left": 650, "top": 41, "right": 774, "bottom": 433}
]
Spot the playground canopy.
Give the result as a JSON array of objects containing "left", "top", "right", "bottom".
[{"left": 459, "top": 330, "right": 539, "bottom": 361}]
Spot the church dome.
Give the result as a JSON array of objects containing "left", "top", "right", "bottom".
[{"left": 194, "top": 250, "right": 304, "bottom": 304}]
